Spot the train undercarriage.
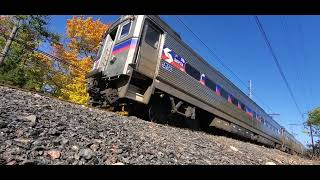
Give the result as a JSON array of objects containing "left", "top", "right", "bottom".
[{"left": 86, "top": 74, "right": 204, "bottom": 130}]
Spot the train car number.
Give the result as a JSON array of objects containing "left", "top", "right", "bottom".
[{"left": 161, "top": 61, "right": 173, "bottom": 72}]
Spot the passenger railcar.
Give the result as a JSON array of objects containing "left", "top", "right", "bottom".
[{"left": 86, "top": 15, "right": 305, "bottom": 154}]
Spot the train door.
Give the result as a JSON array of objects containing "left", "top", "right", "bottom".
[{"left": 136, "top": 19, "right": 162, "bottom": 78}]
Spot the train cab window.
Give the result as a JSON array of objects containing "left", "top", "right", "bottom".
[
  {"left": 120, "top": 21, "right": 131, "bottom": 39},
  {"left": 185, "top": 63, "right": 201, "bottom": 80},
  {"left": 109, "top": 27, "right": 118, "bottom": 41},
  {"left": 205, "top": 79, "right": 216, "bottom": 91},
  {"left": 220, "top": 88, "right": 228, "bottom": 100},
  {"left": 145, "top": 25, "right": 161, "bottom": 49}
]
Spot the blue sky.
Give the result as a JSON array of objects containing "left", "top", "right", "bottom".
[{"left": 43, "top": 15, "right": 319, "bottom": 146}]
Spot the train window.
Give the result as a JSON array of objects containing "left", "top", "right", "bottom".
[
  {"left": 215, "top": 85, "right": 221, "bottom": 96},
  {"left": 109, "top": 27, "right": 118, "bottom": 41},
  {"left": 120, "top": 21, "right": 131, "bottom": 39},
  {"left": 144, "top": 25, "right": 160, "bottom": 49},
  {"left": 185, "top": 63, "right": 201, "bottom": 80},
  {"left": 205, "top": 78, "right": 216, "bottom": 91},
  {"left": 239, "top": 102, "right": 246, "bottom": 111},
  {"left": 232, "top": 96, "right": 238, "bottom": 106},
  {"left": 253, "top": 111, "right": 257, "bottom": 120},
  {"left": 227, "top": 95, "right": 232, "bottom": 103},
  {"left": 257, "top": 115, "right": 263, "bottom": 123},
  {"left": 246, "top": 107, "right": 253, "bottom": 117},
  {"left": 220, "top": 88, "right": 228, "bottom": 100}
]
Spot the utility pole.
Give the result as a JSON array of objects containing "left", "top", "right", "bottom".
[
  {"left": 0, "top": 16, "right": 20, "bottom": 66},
  {"left": 249, "top": 80, "right": 252, "bottom": 99}
]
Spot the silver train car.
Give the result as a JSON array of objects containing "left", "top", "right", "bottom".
[{"left": 86, "top": 15, "right": 305, "bottom": 154}]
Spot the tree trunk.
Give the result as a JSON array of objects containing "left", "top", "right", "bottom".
[{"left": 0, "top": 19, "right": 19, "bottom": 66}]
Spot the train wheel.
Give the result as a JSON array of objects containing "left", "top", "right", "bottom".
[{"left": 148, "top": 104, "right": 169, "bottom": 124}]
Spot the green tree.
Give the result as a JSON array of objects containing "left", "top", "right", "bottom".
[
  {"left": 0, "top": 15, "right": 60, "bottom": 91},
  {"left": 305, "top": 107, "right": 320, "bottom": 156},
  {"left": 306, "top": 107, "right": 320, "bottom": 138},
  {"left": 307, "top": 108, "right": 320, "bottom": 127}
]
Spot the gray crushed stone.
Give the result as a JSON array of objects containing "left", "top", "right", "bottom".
[{"left": 0, "top": 85, "right": 318, "bottom": 165}]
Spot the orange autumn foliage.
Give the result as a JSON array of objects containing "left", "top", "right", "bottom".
[
  {"left": 66, "top": 16, "right": 110, "bottom": 54},
  {"left": 32, "top": 52, "right": 69, "bottom": 92},
  {"left": 53, "top": 16, "right": 110, "bottom": 105}
]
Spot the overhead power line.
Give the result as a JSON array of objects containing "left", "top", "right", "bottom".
[
  {"left": 175, "top": 16, "right": 248, "bottom": 88},
  {"left": 279, "top": 17, "right": 302, "bottom": 107},
  {"left": 296, "top": 18, "right": 313, "bottom": 112},
  {"left": 174, "top": 15, "right": 275, "bottom": 114},
  {"left": 253, "top": 15, "right": 304, "bottom": 120}
]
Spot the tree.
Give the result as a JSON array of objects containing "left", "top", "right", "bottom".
[
  {"left": 0, "top": 17, "right": 19, "bottom": 66},
  {"left": 0, "top": 15, "right": 60, "bottom": 91},
  {"left": 306, "top": 108, "right": 320, "bottom": 138},
  {"left": 305, "top": 107, "right": 320, "bottom": 156},
  {"left": 52, "top": 16, "right": 110, "bottom": 105},
  {"left": 307, "top": 108, "right": 320, "bottom": 127}
]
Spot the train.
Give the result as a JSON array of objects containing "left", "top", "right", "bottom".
[{"left": 85, "top": 15, "right": 305, "bottom": 155}]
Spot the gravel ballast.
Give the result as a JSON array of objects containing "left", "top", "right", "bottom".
[{"left": 0, "top": 85, "right": 318, "bottom": 165}]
